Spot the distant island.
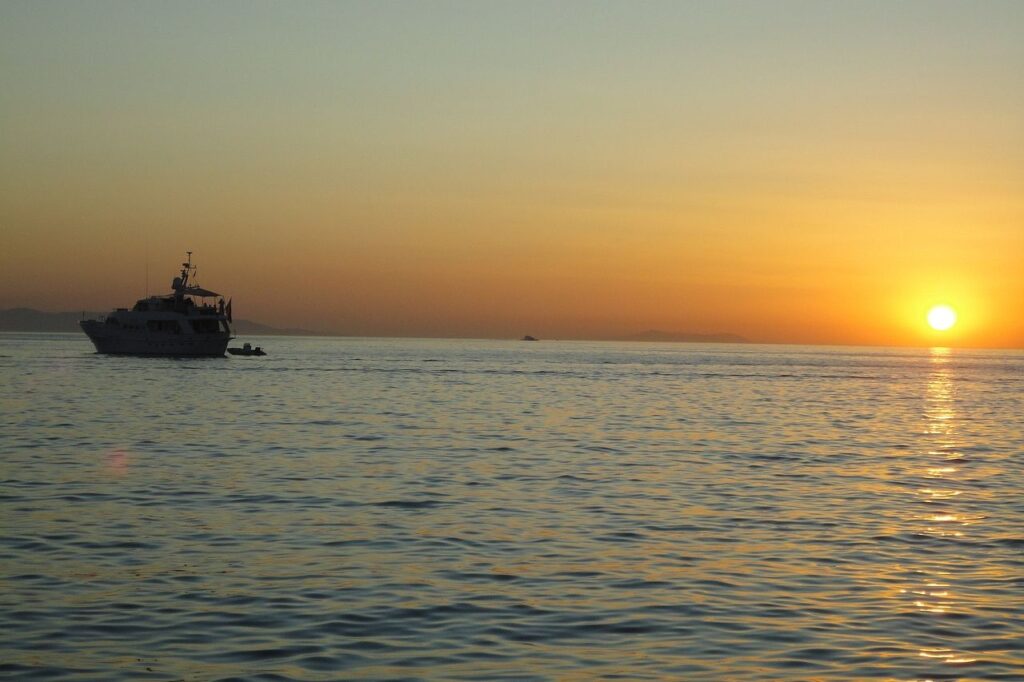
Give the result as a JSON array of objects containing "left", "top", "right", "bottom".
[
  {"left": 618, "top": 329, "right": 748, "bottom": 344},
  {"left": 0, "top": 308, "right": 316, "bottom": 337},
  {"left": 2, "top": 309, "right": 747, "bottom": 344}
]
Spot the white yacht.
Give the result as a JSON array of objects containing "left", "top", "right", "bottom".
[{"left": 81, "top": 252, "right": 233, "bottom": 356}]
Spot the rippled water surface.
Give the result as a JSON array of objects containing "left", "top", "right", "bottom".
[{"left": 2, "top": 334, "right": 1022, "bottom": 680}]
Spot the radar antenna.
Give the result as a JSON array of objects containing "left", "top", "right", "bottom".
[{"left": 179, "top": 251, "right": 195, "bottom": 288}]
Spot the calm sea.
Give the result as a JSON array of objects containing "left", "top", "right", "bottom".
[{"left": 2, "top": 333, "right": 1022, "bottom": 681}]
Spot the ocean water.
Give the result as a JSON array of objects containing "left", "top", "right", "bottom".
[{"left": 1, "top": 333, "right": 1022, "bottom": 681}]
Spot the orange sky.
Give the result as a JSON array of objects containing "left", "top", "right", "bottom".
[{"left": 2, "top": 2, "right": 1022, "bottom": 348}]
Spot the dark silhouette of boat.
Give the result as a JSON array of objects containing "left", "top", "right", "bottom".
[
  {"left": 227, "top": 342, "right": 266, "bottom": 356},
  {"left": 80, "top": 252, "right": 232, "bottom": 356},
  {"left": 521, "top": 335, "right": 539, "bottom": 341}
]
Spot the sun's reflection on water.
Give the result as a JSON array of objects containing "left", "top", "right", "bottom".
[
  {"left": 902, "top": 348, "right": 978, "bottom": 670},
  {"left": 918, "top": 647, "right": 978, "bottom": 664}
]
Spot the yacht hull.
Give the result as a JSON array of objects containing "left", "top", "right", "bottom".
[{"left": 81, "top": 321, "right": 229, "bottom": 357}]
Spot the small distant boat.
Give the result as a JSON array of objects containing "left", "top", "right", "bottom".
[
  {"left": 521, "top": 335, "right": 539, "bottom": 341},
  {"left": 80, "top": 252, "right": 232, "bottom": 356},
  {"left": 227, "top": 342, "right": 266, "bottom": 356}
]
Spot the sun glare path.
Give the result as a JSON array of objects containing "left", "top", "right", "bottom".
[{"left": 927, "top": 305, "right": 957, "bottom": 331}]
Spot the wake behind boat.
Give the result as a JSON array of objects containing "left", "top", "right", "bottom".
[{"left": 80, "top": 252, "right": 233, "bottom": 356}]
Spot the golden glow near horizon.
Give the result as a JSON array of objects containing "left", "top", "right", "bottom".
[
  {"left": 1, "top": 2, "right": 1022, "bottom": 348},
  {"left": 927, "top": 305, "right": 957, "bottom": 332}
]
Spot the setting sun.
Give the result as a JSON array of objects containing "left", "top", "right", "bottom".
[{"left": 927, "top": 305, "right": 958, "bottom": 331}]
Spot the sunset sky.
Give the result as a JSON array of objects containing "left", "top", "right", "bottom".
[{"left": 2, "top": 1, "right": 1021, "bottom": 347}]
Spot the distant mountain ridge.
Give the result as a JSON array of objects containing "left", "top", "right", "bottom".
[
  {"left": 0, "top": 308, "right": 97, "bottom": 333},
  {"left": 230, "top": 319, "right": 316, "bottom": 337},
  {"left": 620, "top": 329, "right": 748, "bottom": 344},
  {"left": 0, "top": 308, "right": 315, "bottom": 336},
  {"left": 2, "top": 309, "right": 745, "bottom": 343}
]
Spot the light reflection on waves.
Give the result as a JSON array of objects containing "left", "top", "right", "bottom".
[
  {"left": 1, "top": 336, "right": 1023, "bottom": 680},
  {"left": 888, "top": 348, "right": 991, "bottom": 676}
]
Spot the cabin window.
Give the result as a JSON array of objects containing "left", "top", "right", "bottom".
[
  {"left": 189, "top": 319, "right": 221, "bottom": 334},
  {"left": 146, "top": 320, "right": 182, "bottom": 333}
]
